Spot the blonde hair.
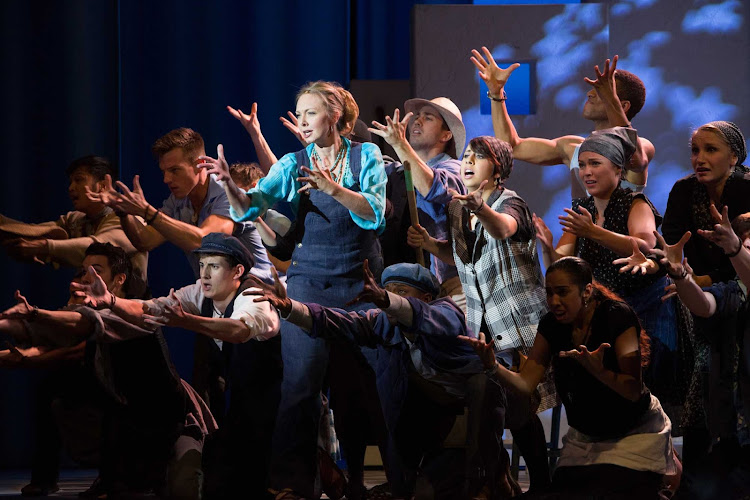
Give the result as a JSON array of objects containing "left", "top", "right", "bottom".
[{"left": 297, "top": 81, "right": 359, "bottom": 137}]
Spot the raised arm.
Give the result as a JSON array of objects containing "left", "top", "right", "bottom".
[
  {"left": 584, "top": 56, "right": 654, "bottom": 175},
  {"left": 227, "top": 103, "right": 279, "bottom": 173},
  {"left": 470, "top": 46, "right": 582, "bottom": 166},
  {"left": 368, "top": 108, "right": 438, "bottom": 195}
]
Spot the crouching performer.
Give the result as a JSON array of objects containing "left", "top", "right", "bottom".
[
  {"left": 249, "top": 261, "right": 523, "bottom": 500},
  {"left": 0, "top": 242, "right": 215, "bottom": 499},
  {"left": 74, "top": 232, "right": 282, "bottom": 500}
]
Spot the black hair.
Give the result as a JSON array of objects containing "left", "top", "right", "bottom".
[
  {"left": 546, "top": 256, "right": 650, "bottom": 367},
  {"left": 66, "top": 155, "right": 114, "bottom": 183},
  {"left": 84, "top": 242, "right": 149, "bottom": 299}
]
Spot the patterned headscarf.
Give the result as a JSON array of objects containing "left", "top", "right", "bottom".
[
  {"left": 579, "top": 127, "right": 638, "bottom": 168},
  {"left": 702, "top": 121, "right": 747, "bottom": 166}
]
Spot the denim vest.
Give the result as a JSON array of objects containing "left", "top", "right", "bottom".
[{"left": 285, "top": 142, "right": 383, "bottom": 305}]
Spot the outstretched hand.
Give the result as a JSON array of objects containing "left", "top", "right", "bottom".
[
  {"left": 227, "top": 102, "right": 262, "bottom": 138},
  {"left": 280, "top": 111, "right": 307, "bottom": 145},
  {"left": 651, "top": 230, "right": 691, "bottom": 273},
  {"left": 346, "top": 259, "right": 389, "bottom": 309},
  {"left": 3, "top": 238, "right": 47, "bottom": 264},
  {"left": 559, "top": 206, "right": 596, "bottom": 238},
  {"left": 559, "top": 343, "right": 610, "bottom": 375},
  {"left": 69, "top": 266, "right": 113, "bottom": 310},
  {"left": 613, "top": 237, "right": 655, "bottom": 275},
  {"left": 0, "top": 290, "right": 34, "bottom": 320},
  {"left": 368, "top": 108, "right": 412, "bottom": 148},
  {"left": 458, "top": 332, "right": 497, "bottom": 371},
  {"left": 242, "top": 267, "right": 292, "bottom": 316},
  {"left": 143, "top": 289, "right": 189, "bottom": 329},
  {"left": 584, "top": 55, "right": 620, "bottom": 107},
  {"left": 297, "top": 156, "right": 337, "bottom": 195},
  {"left": 697, "top": 204, "right": 742, "bottom": 255},
  {"left": 533, "top": 214, "right": 554, "bottom": 250},
  {"left": 87, "top": 175, "right": 151, "bottom": 217},
  {"left": 449, "top": 181, "right": 488, "bottom": 213},
  {"left": 469, "top": 46, "right": 520, "bottom": 97},
  {"left": 0, "top": 343, "right": 24, "bottom": 367},
  {"left": 198, "top": 144, "right": 233, "bottom": 184}
]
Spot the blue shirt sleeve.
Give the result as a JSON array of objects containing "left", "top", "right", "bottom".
[
  {"left": 351, "top": 142, "right": 387, "bottom": 234},
  {"left": 160, "top": 195, "right": 176, "bottom": 218},
  {"left": 423, "top": 158, "right": 465, "bottom": 205},
  {"left": 206, "top": 186, "right": 232, "bottom": 219},
  {"left": 230, "top": 152, "right": 301, "bottom": 222}
]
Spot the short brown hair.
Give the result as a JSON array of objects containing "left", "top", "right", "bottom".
[
  {"left": 230, "top": 162, "right": 264, "bottom": 190},
  {"left": 151, "top": 128, "right": 205, "bottom": 165},
  {"left": 297, "top": 81, "right": 359, "bottom": 137}
]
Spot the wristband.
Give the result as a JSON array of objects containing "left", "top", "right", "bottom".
[
  {"left": 483, "top": 362, "right": 499, "bottom": 378},
  {"left": 667, "top": 268, "right": 688, "bottom": 281},
  {"left": 486, "top": 90, "right": 507, "bottom": 102},
  {"left": 471, "top": 200, "right": 486, "bottom": 215},
  {"left": 725, "top": 240, "right": 743, "bottom": 258},
  {"left": 146, "top": 207, "right": 160, "bottom": 225},
  {"left": 28, "top": 306, "right": 39, "bottom": 322},
  {"left": 110, "top": 292, "right": 117, "bottom": 310}
]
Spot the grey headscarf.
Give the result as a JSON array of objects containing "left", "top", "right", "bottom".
[
  {"left": 579, "top": 127, "right": 638, "bottom": 168},
  {"left": 703, "top": 121, "right": 747, "bottom": 166}
]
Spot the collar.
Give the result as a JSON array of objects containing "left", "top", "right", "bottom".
[{"left": 426, "top": 152, "right": 454, "bottom": 167}]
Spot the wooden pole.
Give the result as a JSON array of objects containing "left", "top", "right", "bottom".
[{"left": 403, "top": 161, "right": 426, "bottom": 267}]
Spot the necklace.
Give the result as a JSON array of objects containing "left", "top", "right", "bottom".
[
  {"left": 212, "top": 304, "right": 224, "bottom": 318},
  {"left": 311, "top": 140, "right": 349, "bottom": 184}
]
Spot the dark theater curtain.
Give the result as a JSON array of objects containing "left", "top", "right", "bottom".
[{"left": 0, "top": 0, "right": 351, "bottom": 466}]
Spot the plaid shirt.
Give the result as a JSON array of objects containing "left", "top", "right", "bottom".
[{"left": 449, "top": 189, "right": 558, "bottom": 410}]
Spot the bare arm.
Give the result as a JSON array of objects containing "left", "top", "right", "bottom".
[
  {"left": 584, "top": 56, "right": 654, "bottom": 175},
  {"left": 227, "top": 103, "right": 279, "bottom": 173},
  {"left": 150, "top": 213, "right": 235, "bottom": 252},
  {"left": 560, "top": 326, "right": 644, "bottom": 402},
  {"left": 559, "top": 200, "right": 656, "bottom": 257},
  {"left": 470, "top": 46, "right": 583, "bottom": 166}
]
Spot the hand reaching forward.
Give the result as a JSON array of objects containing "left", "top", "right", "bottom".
[
  {"left": 458, "top": 332, "right": 498, "bottom": 371},
  {"left": 532, "top": 214, "right": 554, "bottom": 250},
  {"left": 227, "top": 102, "right": 261, "bottom": 138},
  {"left": 612, "top": 238, "right": 656, "bottom": 275},
  {"left": 198, "top": 144, "right": 233, "bottom": 185},
  {"left": 69, "top": 266, "right": 113, "bottom": 310},
  {"left": 559, "top": 206, "right": 596, "bottom": 238},
  {"left": 0, "top": 290, "right": 34, "bottom": 319},
  {"left": 143, "top": 289, "right": 189, "bottom": 329},
  {"left": 87, "top": 175, "right": 151, "bottom": 217},
  {"left": 559, "top": 343, "right": 610, "bottom": 376},
  {"left": 280, "top": 111, "right": 307, "bottom": 145},
  {"left": 368, "top": 108, "right": 412, "bottom": 148},
  {"left": 242, "top": 267, "right": 292, "bottom": 316},
  {"left": 450, "top": 180, "right": 488, "bottom": 213},
  {"left": 469, "top": 46, "right": 520, "bottom": 97},
  {"left": 297, "top": 155, "right": 337, "bottom": 195},
  {"left": 346, "top": 259, "right": 389, "bottom": 309},
  {"left": 697, "top": 204, "right": 742, "bottom": 255}
]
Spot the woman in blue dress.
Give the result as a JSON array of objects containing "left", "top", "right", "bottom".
[{"left": 201, "top": 81, "right": 387, "bottom": 499}]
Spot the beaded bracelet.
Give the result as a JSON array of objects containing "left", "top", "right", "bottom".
[{"left": 146, "top": 207, "right": 160, "bottom": 225}]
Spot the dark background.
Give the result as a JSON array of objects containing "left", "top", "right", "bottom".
[{"left": 1, "top": 0, "right": 748, "bottom": 465}]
